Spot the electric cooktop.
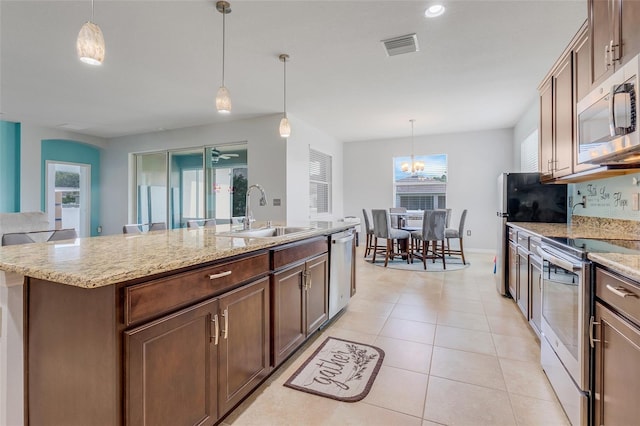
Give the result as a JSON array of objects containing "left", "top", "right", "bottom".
[{"left": 542, "top": 236, "right": 640, "bottom": 260}]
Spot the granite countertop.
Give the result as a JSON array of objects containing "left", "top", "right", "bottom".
[
  {"left": 0, "top": 220, "right": 357, "bottom": 289},
  {"left": 508, "top": 221, "right": 640, "bottom": 282}
]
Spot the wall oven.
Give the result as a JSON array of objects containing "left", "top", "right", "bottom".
[
  {"left": 577, "top": 54, "right": 640, "bottom": 165},
  {"left": 537, "top": 241, "right": 591, "bottom": 426}
]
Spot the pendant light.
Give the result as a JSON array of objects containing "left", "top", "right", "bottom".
[
  {"left": 76, "top": 0, "right": 105, "bottom": 65},
  {"left": 279, "top": 54, "right": 291, "bottom": 138},
  {"left": 401, "top": 119, "right": 425, "bottom": 176},
  {"left": 216, "top": 1, "right": 232, "bottom": 113}
]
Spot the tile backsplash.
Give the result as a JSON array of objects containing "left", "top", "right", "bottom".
[{"left": 571, "top": 172, "right": 640, "bottom": 221}]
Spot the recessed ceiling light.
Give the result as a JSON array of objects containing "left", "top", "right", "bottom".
[{"left": 425, "top": 4, "right": 445, "bottom": 18}]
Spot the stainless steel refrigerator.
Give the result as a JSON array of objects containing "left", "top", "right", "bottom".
[{"left": 495, "top": 172, "right": 567, "bottom": 295}]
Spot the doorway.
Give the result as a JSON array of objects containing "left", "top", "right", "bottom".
[{"left": 46, "top": 161, "right": 91, "bottom": 237}]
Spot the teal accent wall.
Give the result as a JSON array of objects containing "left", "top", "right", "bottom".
[
  {"left": 41, "top": 139, "right": 101, "bottom": 236},
  {"left": 0, "top": 121, "right": 21, "bottom": 213}
]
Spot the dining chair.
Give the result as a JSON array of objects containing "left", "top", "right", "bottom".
[
  {"left": 203, "top": 219, "right": 216, "bottom": 228},
  {"left": 149, "top": 222, "right": 167, "bottom": 231},
  {"left": 48, "top": 228, "right": 78, "bottom": 242},
  {"left": 1, "top": 232, "right": 35, "bottom": 246},
  {"left": 411, "top": 209, "right": 447, "bottom": 270},
  {"left": 123, "top": 224, "right": 142, "bottom": 234},
  {"left": 371, "top": 209, "right": 411, "bottom": 267},
  {"left": 362, "top": 209, "right": 375, "bottom": 257},
  {"left": 445, "top": 209, "right": 468, "bottom": 264},
  {"left": 445, "top": 208, "right": 452, "bottom": 228},
  {"left": 389, "top": 207, "right": 407, "bottom": 228}
]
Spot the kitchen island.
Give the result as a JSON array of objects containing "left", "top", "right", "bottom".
[{"left": 0, "top": 221, "right": 357, "bottom": 426}]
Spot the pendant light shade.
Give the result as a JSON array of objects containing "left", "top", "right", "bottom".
[
  {"left": 401, "top": 119, "right": 424, "bottom": 177},
  {"left": 279, "top": 116, "right": 291, "bottom": 138},
  {"left": 279, "top": 53, "right": 290, "bottom": 138},
  {"left": 76, "top": 0, "right": 104, "bottom": 65},
  {"left": 216, "top": 1, "right": 232, "bottom": 113},
  {"left": 216, "top": 86, "right": 231, "bottom": 113}
]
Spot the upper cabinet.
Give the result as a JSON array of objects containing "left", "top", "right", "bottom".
[
  {"left": 539, "top": 23, "right": 589, "bottom": 181},
  {"left": 590, "top": 0, "right": 640, "bottom": 87}
]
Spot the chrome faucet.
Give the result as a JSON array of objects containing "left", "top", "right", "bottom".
[{"left": 244, "top": 184, "right": 268, "bottom": 230}]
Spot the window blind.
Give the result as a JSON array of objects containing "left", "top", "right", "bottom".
[
  {"left": 309, "top": 148, "right": 332, "bottom": 216},
  {"left": 520, "top": 130, "right": 539, "bottom": 172}
]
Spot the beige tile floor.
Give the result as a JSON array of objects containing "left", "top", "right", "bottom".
[{"left": 223, "top": 248, "right": 570, "bottom": 426}]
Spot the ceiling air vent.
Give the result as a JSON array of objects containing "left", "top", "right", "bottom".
[{"left": 381, "top": 33, "right": 419, "bottom": 57}]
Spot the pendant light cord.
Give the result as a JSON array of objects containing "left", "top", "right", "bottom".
[
  {"left": 91, "top": 0, "right": 95, "bottom": 22},
  {"left": 283, "top": 57, "right": 287, "bottom": 117},
  {"left": 221, "top": 4, "right": 226, "bottom": 86},
  {"left": 410, "top": 119, "right": 415, "bottom": 173}
]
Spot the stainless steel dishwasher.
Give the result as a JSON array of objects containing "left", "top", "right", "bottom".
[{"left": 329, "top": 228, "right": 354, "bottom": 319}]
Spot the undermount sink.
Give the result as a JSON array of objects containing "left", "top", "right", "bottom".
[{"left": 217, "top": 226, "right": 316, "bottom": 238}]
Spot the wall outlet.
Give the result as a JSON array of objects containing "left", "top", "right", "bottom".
[
  {"left": 273, "top": 198, "right": 281, "bottom": 206},
  {"left": 97, "top": 226, "right": 102, "bottom": 233},
  {"left": 633, "top": 193, "right": 640, "bottom": 211},
  {"left": 582, "top": 195, "right": 587, "bottom": 208},
  {"left": 466, "top": 230, "right": 471, "bottom": 236}
]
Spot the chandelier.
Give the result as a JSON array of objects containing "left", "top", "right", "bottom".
[{"left": 401, "top": 119, "right": 424, "bottom": 176}]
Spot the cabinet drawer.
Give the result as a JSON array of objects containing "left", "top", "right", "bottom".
[
  {"left": 529, "top": 237, "right": 541, "bottom": 256},
  {"left": 517, "top": 232, "right": 529, "bottom": 249},
  {"left": 596, "top": 268, "right": 640, "bottom": 326},
  {"left": 271, "top": 237, "right": 328, "bottom": 270},
  {"left": 124, "top": 252, "right": 269, "bottom": 326},
  {"left": 508, "top": 227, "right": 516, "bottom": 242}
]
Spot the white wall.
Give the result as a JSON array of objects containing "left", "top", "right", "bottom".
[
  {"left": 19, "top": 124, "right": 107, "bottom": 212},
  {"left": 286, "top": 116, "right": 344, "bottom": 225},
  {"left": 343, "top": 128, "right": 514, "bottom": 251}
]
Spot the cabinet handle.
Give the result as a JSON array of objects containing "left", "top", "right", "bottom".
[
  {"left": 605, "top": 44, "right": 609, "bottom": 69},
  {"left": 211, "top": 314, "right": 219, "bottom": 345},
  {"left": 606, "top": 284, "right": 637, "bottom": 298},
  {"left": 610, "top": 40, "right": 619, "bottom": 63},
  {"left": 208, "top": 270, "right": 232, "bottom": 280},
  {"left": 589, "top": 316, "right": 601, "bottom": 348},
  {"left": 222, "top": 309, "right": 229, "bottom": 339}
]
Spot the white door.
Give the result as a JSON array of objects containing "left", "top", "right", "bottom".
[{"left": 46, "top": 161, "right": 91, "bottom": 237}]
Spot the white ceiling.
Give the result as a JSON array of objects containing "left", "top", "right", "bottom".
[{"left": 0, "top": 0, "right": 587, "bottom": 142}]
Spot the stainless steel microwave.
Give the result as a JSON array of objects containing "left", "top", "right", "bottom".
[{"left": 577, "top": 54, "right": 640, "bottom": 165}]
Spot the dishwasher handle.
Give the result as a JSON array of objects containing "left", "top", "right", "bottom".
[{"left": 333, "top": 234, "right": 354, "bottom": 244}]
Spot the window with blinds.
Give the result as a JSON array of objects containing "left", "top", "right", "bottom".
[
  {"left": 520, "top": 130, "right": 539, "bottom": 172},
  {"left": 309, "top": 148, "right": 332, "bottom": 217}
]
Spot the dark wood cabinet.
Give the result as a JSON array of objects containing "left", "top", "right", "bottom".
[
  {"left": 271, "top": 237, "right": 329, "bottom": 367},
  {"left": 516, "top": 244, "right": 529, "bottom": 318},
  {"left": 593, "top": 267, "right": 640, "bottom": 424},
  {"left": 539, "top": 79, "right": 554, "bottom": 181},
  {"left": 539, "top": 22, "right": 599, "bottom": 181},
  {"left": 508, "top": 241, "right": 518, "bottom": 300},
  {"left": 217, "top": 278, "right": 270, "bottom": 416},
  {"left": 305, "top": 253, "right": 329, "bottom": 335},
  {"left": 272, "top": 253, "right": 329, "bottom": 366},
  {"left": 593, "top": 301, "right": 640, "bottom": 425},
  {"left": 125, "top": 299, "right": 219, "bottom": 426},
  {"left": 590, "top": 0, "right": 640, "bottom": 87},
  {"left": 272, "top": 263, "right": 306, "bottom": 366}
]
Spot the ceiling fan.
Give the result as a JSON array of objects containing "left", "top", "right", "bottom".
[{"left": 211, "top": 148, "right": 239, "bottom": 164}]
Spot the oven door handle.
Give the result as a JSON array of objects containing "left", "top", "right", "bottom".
[{"left": 537, "top": 246, "right": 582, "bottom": 271}]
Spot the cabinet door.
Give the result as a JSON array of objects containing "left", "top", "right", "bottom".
[
  {"left": 553, "top": 54, "right": 574, "bottom": 178},
  {"left": 620, "top": 0, "right": 640, "bottom": 65},
  {"left": 271, "top": 263, "right": 306, "bottom": 366},
  {"left": 516, "top": 251, "right": 529, "bottom": 318},
  {"left": 306, "top": 253, "right": 329, "bottom": 335},
  {"left": 530, "top": 260, "right": 542, "bottom": 334},
  {"left": 125, "top": 299, "right": 219, "bottom": 426},
  {"left": 591, "top": 0, "right": 614, "bottom": 85},
  {"left": 218, "top": 277, "right": 271, "bottom": 415},
  {"left": 508, "top": 243, "right": 518, "bottom": 300},
  {"left": 593, "top": 302, "right": 640, "bottom": 425},
  {"left": 539, "top": 80, "right": 554, "bottom": 181}
]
